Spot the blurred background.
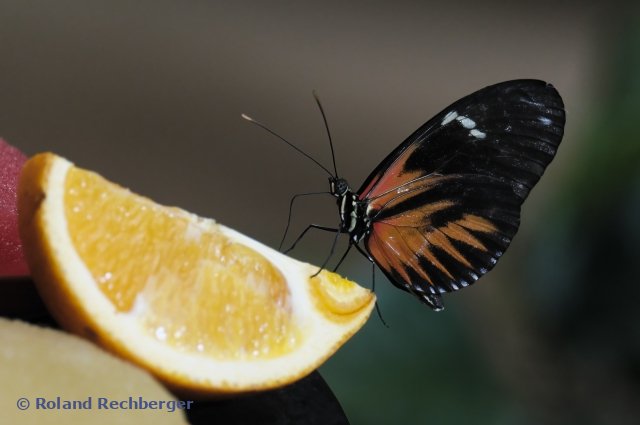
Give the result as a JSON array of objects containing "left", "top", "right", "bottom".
[{"left": 1, "top": 1, "right": 638, "bottom": 424}]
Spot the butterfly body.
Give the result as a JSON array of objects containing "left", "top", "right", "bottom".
[{"left": 329, "top": 177, "right": 369, "bottom": 243}]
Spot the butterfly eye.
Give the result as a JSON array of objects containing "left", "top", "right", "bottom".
[{"left": 329, "top": 177, "right": 348, "bottom": 196}]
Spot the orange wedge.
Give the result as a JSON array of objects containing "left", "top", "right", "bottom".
[{"left": 18, "top": 153, "right": 374, "bottom": 395}]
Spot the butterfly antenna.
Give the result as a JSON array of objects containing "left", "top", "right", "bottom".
[
  {"left": 241, "top": 113, "right": 334, "bottom": 177},
  {"left": 312, "top": 90, "right": 339, "bottom": 178}
]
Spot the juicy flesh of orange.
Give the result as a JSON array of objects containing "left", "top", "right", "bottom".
[
  {"left": 311, "top": 272, "right": 375, "bottom": 322},
  {"left": 64, "top": 168, "right": 300, "bottom": 360}
]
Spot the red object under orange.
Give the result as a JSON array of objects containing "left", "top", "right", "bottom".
[{"left": 0, "top": 138, "right": 29, "bottom": 276}]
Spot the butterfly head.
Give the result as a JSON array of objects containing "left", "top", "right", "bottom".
[{"left": 329, "top": 177, "right": 350, "bottom": 198}]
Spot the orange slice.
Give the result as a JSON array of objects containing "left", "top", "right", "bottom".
[{"left": 18, "top": 153, "right": 374, "bottom": 395}]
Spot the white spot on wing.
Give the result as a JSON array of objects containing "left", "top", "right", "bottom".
[
  {"left": 441, "top": 110, "right": 458, "bottom": 125},
  {"left": 470, "top": 129, "right": 486, "bottom": 139},
  {"left": 456, "top": 116, "right": 476, "bottom": 129},
  {"left": 539, "top": 116, "right": 552, "bottom": 126}
]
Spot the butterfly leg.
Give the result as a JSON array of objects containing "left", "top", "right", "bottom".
[
  {"left": 332, "top": 243, "right": 353, "bottom": 272},
  {"left": 354, "top": 244, "right": 378, "bottom": 292},
  {"left": 354, "top": 244, "right": 388, "bottom": 327},
  {"left": 279, "top": 191, "right": 330, "bottom": 251},
  {"left": 284, "top": 224, "right": 340, "bottom": 254},
  {"left": 311, "top": 229, "right": 342, "bottom": 277}
]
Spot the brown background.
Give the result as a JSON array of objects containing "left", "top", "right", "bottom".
[{"left": 1, "top": 1, "right": 638, "bottom": 424}]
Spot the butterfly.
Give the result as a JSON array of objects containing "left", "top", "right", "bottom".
[{"left": 244, "top": 80, "right": 565, "bottom": 311}]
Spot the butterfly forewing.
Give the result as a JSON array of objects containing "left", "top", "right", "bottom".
[{"left": 359, "top": 80, "right": 565, "bottom": 307}]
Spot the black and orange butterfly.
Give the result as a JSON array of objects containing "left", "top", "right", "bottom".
[{"left": 244, "top": 80, "right": 565, "bottom": 311}]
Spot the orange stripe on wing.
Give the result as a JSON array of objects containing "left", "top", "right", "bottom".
[
  {"left": 425, "top": 228, "right": 473, "bottom": 269},
  {"left": 370, "top": 233, "right": 412, "bottom": 285},
  {"left": 387, "top": 225, "right": 436, "bottom": 285},
  {"left": 455, "top": 214, "right": 498, "bottom": 234},
  {"left": 370, "top": 223, "right": 435, "bottom": 286},
  {"left": 396, "top": 226, "right": 452, "bottom": 282},
  {"left": 440, "top": 222, "right": 488, "bottom": 251},
  {"left": 366, "top": 233, "right": 393, "bottom": 276},
  {"left": 379, "top": 200, "right": 456, "bottom": 228},
  {"left": 368, "top": 174, "right": 452, "bottom": 214}
]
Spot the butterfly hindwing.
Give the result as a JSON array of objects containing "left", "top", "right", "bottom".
[{"left": 360, "top": 80, "right": 565, "bottom": 307}]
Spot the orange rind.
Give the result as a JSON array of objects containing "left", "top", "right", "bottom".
[{"left": 18, "top": 153, "right": 375, "bottom": 395}]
